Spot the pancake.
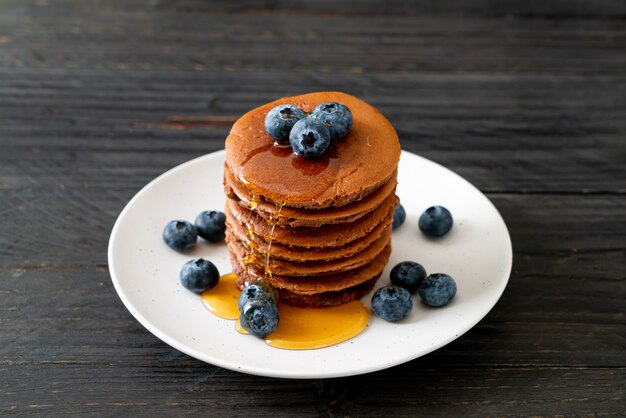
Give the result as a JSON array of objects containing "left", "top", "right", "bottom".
[
  {"left": 225, "top": 194, "right": 396, "bottom": 248},
  {"left": 226, "top": 226, "right": 392, "bottom": 277},
  {"left": 280, "top": 279, "right": 378, "bottom": 307},
  {"left": 224, "top": 164, "right": 398, "bottom": 227},
  {"left": 224, "top": 92, "right": 400, "bottom": 306},
  {"left": 231, "top": 245, "right": 391, "bottom": 306},
  {"left": 225, "top": 92, "right": 401, "bottom": 209},
  {"left": 225, "top": 207, "right": 391, "bottom": 262}
]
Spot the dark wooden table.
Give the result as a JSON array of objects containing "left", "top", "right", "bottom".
[{"left": 2, "top": 1, "right": 625, "bottom": 416}]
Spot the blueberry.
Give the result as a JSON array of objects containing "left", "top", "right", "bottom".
[
  {"left": 418, "top": 273, "right": 457, "bottom": 307},
  {"left": 419, "top": 205, "right": 453, "bottom": 238},
  {"left": 390, "top": 261, "right": 427, "bottom": 294},
  {"left": 237, "top": 281, "right": 279, "bottom": 311},
  {"left": 264, "top": 104, "right": 306, "bottom": 144},
  {"left": 310, "top": 102, "right": 353, "bottom": 139},
  {"left": 240, "top": 298, "right": 279, "bottom": 338},
  {"left": 163, "top": 220, "right": 197, "bottom": 251},
  {"left": 179, "top": 258, "right": 220, "bottom": 293},
  {"left": 371, "top": 285, "right": 413, "bottom": 322},
  {"left": 392, "top": 203, "right": 406, "bottom": 230},
  {"left": 195, "top": 210, "right": 226, "bottom": 242},
  {"left": 289, "top": 118, "right": 331, "bottom": 159}
]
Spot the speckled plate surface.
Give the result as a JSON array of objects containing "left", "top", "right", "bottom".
[{"left": 108, "top": 150, "right": 512, "bottom": 379}]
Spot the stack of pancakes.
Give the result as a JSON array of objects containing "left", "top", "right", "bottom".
[{"left": 224, "top": 92, "right": 401, "bottom": 306}]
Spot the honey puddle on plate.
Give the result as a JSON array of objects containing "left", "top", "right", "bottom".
[
  {"left": 201, "top": 273, "right": 241, "bottom": 320},
  {"left": 202, "top": 273, "right": 369, "bottom": 350}
]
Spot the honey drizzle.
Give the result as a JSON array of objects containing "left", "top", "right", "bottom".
[
  {"left": 247, "top": 194, "right": 258, "bottom": 210},
  {"left": 246, "top": 223, "right": 255, "bottom": 241},
  {"left": 244, "top": 187, "right": 284, "bottom": 282},
  {"left": 244, "top": 221, "right": 257, "bottom": 286},
  {"left": 244, "top": 254, "right": 257, "bottom": 266},
  {"left": 263, "top": 202, "right": 285, "bottom": 279}
]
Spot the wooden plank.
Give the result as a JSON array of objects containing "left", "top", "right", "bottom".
[
  {"left": 3, "top": 0, "right": 626, "bottom": 18},
  {"left": 0, "top": 10, "right": 624, "bottom": 74},
  {"left": 5, "top": 363, "right": 623, "bottom": 416},
  {"left": 2, "top": 356, "right": 624, "bottom": 416},
  {"left": 151, "top": 0, "right": 626, "bottom": 18}
]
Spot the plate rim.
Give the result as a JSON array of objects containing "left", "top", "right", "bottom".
[{"left": 108, "top": 149, "right": 513, "bottom": 379}]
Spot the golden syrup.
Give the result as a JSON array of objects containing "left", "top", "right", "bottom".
[
  {"left": 243, "top": 254, "right": 258, "bottom": 286},
  {"left": 244, "top": 255, "right": 257, "bottom": 266},
  {"left": 237, "top": 141, "right": 341, "bottom": 200},
  {"left": 201, "top": 274, "right": 240, "bottom": 320},
  {"left": 264, "top": 224, "right": 275, "bottom": 278},
  {"left": 263, "top": 202, "right": 284, "bottom": 279},
  {"left": 265, "top": 301, "right": 368, "bottom": 350},
  {"left": 246, "top": 223, "right": 255, "bottom": 241},
  {"left": 202, "top": 274, "right": 369, "bottom": 350},
  {"left": 244, "top": 185, "right": 259, "bottom": 210},
  {"left": 244, "top": 199, "right": 265, "bottom": 283}
]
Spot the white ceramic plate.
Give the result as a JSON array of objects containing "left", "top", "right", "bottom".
[{"left": 108, "top": 150, "right": 512, "bottom": 379}]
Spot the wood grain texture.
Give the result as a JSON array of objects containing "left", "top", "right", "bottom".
[
  {"left": 5, "top": 0, "right": 626, "bottom": 18},
  {"left": 0, "top": 5, "right": 625, "bottom": 74},
  {"left": 0, "top": 0, "right": 624, "bottom": 416}
]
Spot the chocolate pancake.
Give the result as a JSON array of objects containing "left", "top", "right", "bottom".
[
  {"left": 225, "top": 92, "right": 401, "bottom": 209},
  {"left": 231, "top": 244, "right": 391, "bottom": 306},
  {"left": 225, "top": 208, "right": 391, "bottom": 262},
  {"left": 224, "top": 92, "right": 400, "bottom": 306},
  {"left": 226, "top": 226, "right": 392, "bottom": 277},
  {"left": 224, "top": 165, "right": 398, "bottom": 228},
  {"left": 225, "top": 194, "right": 396, "bottom": 249}
]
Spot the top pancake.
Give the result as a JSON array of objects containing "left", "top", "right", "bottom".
[{"left": 225, "top": 92, "right": 401, "bottom": 209}]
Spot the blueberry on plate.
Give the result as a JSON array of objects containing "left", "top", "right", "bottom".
[
  {"left": 240, "top": 298, "right": 279, "bottom": 338},
  {"left": 179, "top": 258, "right": 220, "bottom": 293},
  {"left": 289, "top": 118, "right": 331, "bottom": 159},
  {"left": 392, "top": 203, "right": 406, "bottom": 230},
  {"left": 264, "top": 104, "right": 306, "bottom": 144},
  {"left": 163, "top": 220, "right": 197, "bottom": 251},
  {"left": 390, "top": 261, "right": 427, "bottom": 294},
  {"left": 195, "top": 210, "right": 226, "bottom": 242},
  {"left": 418, "top": 205, "right": 453, "bottom": 238},
  {"left": 418, "top": 273, "right": 457, "bottom": 307},
  {"left": 237, "top": 281, "right": 279, "bottom": 311},
  {"left": 371, "top": 285, "right": 413, "bottom": 322},
  {"left": 310, "top": 102, "right": 353, "bottom": 140}
]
